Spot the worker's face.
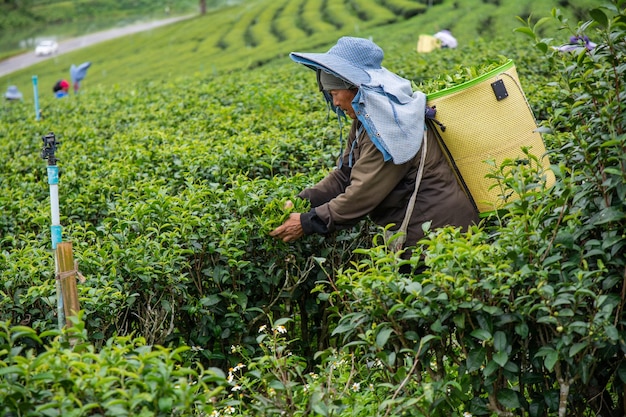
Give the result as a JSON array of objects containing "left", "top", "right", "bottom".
[{"left": 330, "top": 89, "right": 358, "bottom": 119}]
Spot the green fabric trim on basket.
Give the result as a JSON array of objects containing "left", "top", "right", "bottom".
[{"left": 426, "top": 59, "right": 515, "bottom": 100}]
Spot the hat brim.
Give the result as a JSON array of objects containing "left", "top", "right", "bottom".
[{"left": 290, "top": 52, "right": 370, "bottom": 86}]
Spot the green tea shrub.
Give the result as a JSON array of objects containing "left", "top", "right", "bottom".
[
  {"left": 217, "top": 316, "right": 444, "bottom": 416},
  {"left": 381, "top": 0, "right": 427, "bottom": 19},
  {"left": 0, "top": 318, "right": 228, "bottom": 416},
  {"left": 301, "top": 1, "right": 339, "bottom": 34},
  {"left": 0, "top": 315, "right": 450, "bottom": 417}
]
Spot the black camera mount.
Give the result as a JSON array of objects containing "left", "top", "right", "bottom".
[{"left": 41, "top": 132, "right": 60, "bottom": 166}]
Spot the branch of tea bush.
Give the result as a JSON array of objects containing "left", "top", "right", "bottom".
[{"left": 245, "top": 256, "right": 316, "bottom": 334}]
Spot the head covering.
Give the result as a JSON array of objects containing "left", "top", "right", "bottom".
[
  {"left": 291, "top": 37, "right": 383, "bottom": 86},
  {"left": 5, "top": 85, "right": 22, "bottom": 100},
  {"left": 319, "top": 70, "right": 355, "bottom": 91},
  {"left": 53, "top": 80, "right": 70, "bottom": 92},
  {"left": 433, "top": 30, "right": 458, "bottom": 48},
  {"left": 70, "top": 61, "right": 92, "bottom": 93},
  {"left": 70, "top": 62, "right": 91, "bottom": 83},
  {"left": 290, "top": 37, "right": 426, "bottom": 164},
  {"left": 556, "top": 34, "right": 598, "bottom": 53}
]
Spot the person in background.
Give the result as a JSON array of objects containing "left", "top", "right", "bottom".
[
  {"left": 269, "top": 37, "right": 478, "bottom": 270},
  {"left": 70, "top": 62, "right": 92, "bottom": 94},
  {"left": 556, "top": 35, "right": 597, "bottom": 53},
  {"left": 433, "top": 29, "right": 458, "bottom": 49},
  {"left": 53, "top": 79, "right": 70, "bottom": 98},
  {"left": 4, "top": 85, "right": 23, "bottom": 101}
]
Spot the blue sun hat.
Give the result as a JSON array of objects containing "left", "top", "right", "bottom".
[
  {"left": 5, "top": 85, "right": 23, "bottom": 100},
  {"left": 291, "top": 37, "right": 382, "bottom": 86},
  {"left": 290, "top": 37, "right": 426, "bottom": 164}
]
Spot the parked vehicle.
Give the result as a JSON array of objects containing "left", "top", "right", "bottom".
[{"left": 35, "top": 40, "right": 58, "bottom": 56}]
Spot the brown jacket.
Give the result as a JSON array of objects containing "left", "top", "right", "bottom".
[{"left": 299, "top": 120, "right": 479, "bottom": 248}]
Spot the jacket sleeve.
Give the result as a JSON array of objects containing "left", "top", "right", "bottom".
[
  {"left": 298, "top": 164, "right": 351, "bottom": 207},
  {"left": 300, "top": 132, "right": 410, "bottom": 235}
]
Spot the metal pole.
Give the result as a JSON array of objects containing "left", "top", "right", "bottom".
[
  {"left": 41, "top": 132, "right": 65, "bottom": 329},
  {"left": 32, "top": 76, "right": 40, "bottom": 121}
]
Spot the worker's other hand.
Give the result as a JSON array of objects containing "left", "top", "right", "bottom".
[{"left": 270, "top": 213, "right": 303, "bottom": 242}]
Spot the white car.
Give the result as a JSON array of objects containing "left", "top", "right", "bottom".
[{"left": 35, "top": 40, "right": 58, "bottom": 56}]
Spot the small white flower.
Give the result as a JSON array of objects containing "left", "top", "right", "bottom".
[
  {"left": 225, "top": 405, "right": 236, "bottom": 415},
  {"left": 233, "top": 363, "right": 246, "bottom": 372},
  {"left": 463, "top": 412, "right": 473, "bottom": 417},
  {"left": 330, "top": 359, "right": 347, "bottom": 370},
  {"left": 351, "top": 382, "right": 361, "bottom": 392},
  {"left": 231, "top": 384, "right": 242, "bottom": 392},
  {"left": 259, "top": 325, "right": 268, "bottom": 333},
  {"left": 210, "top": 411, "right": 221, "bottom": 417},
  {"left": 275, "top": 325, "right": 287, "bottom": 334}
]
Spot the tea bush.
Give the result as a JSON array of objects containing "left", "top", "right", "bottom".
[{"left": 0, "top": 317, "right": 229, "bottom": 416}]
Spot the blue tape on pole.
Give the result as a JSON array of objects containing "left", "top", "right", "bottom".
[
  {"left": 51, "top": 225, "right": 62, "bottom": 249},
  {"left": 47, "top": 166, "right": 59, "bottom": 185}
]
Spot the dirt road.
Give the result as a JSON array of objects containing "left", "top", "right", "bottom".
[{"left": 0, "top": 15, "right": 194, "bottom": 78}]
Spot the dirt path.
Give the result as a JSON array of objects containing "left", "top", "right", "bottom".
[{"left": 0, "top": 14, "right": 194, "bottom": 78}]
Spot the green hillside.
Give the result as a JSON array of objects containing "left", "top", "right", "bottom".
[{"left": 1, "top": 0, "right": 598, "bottom": 101}]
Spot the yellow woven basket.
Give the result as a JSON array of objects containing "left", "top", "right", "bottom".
[
  {"left": 417, "top": 35, "right": 440, "bottom": 53},
  {"left": 426, "top": 60, "right": 555, "bottom": 213}
]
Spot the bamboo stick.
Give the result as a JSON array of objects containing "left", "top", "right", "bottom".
[{"left": 56, "top": 242, "right": 80, "bottom": 325}]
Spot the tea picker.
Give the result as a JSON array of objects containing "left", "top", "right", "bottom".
[
  {"left": 70, "top": 62, "right": 91, "bottom": 94},
  {"left": 41, "top": 132, "right": 82, "bottom": 330}
]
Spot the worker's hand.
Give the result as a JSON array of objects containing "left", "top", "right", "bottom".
[{"left": 270, "top": 213, "right": 304, "bottom": 242}]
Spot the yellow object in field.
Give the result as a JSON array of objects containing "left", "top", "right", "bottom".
[
  {"left": 417, "top": 35, "right": 441, "bottom": 53},
  {"left": 426, "top": 60, "right": 555, "bottom": 213}
]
